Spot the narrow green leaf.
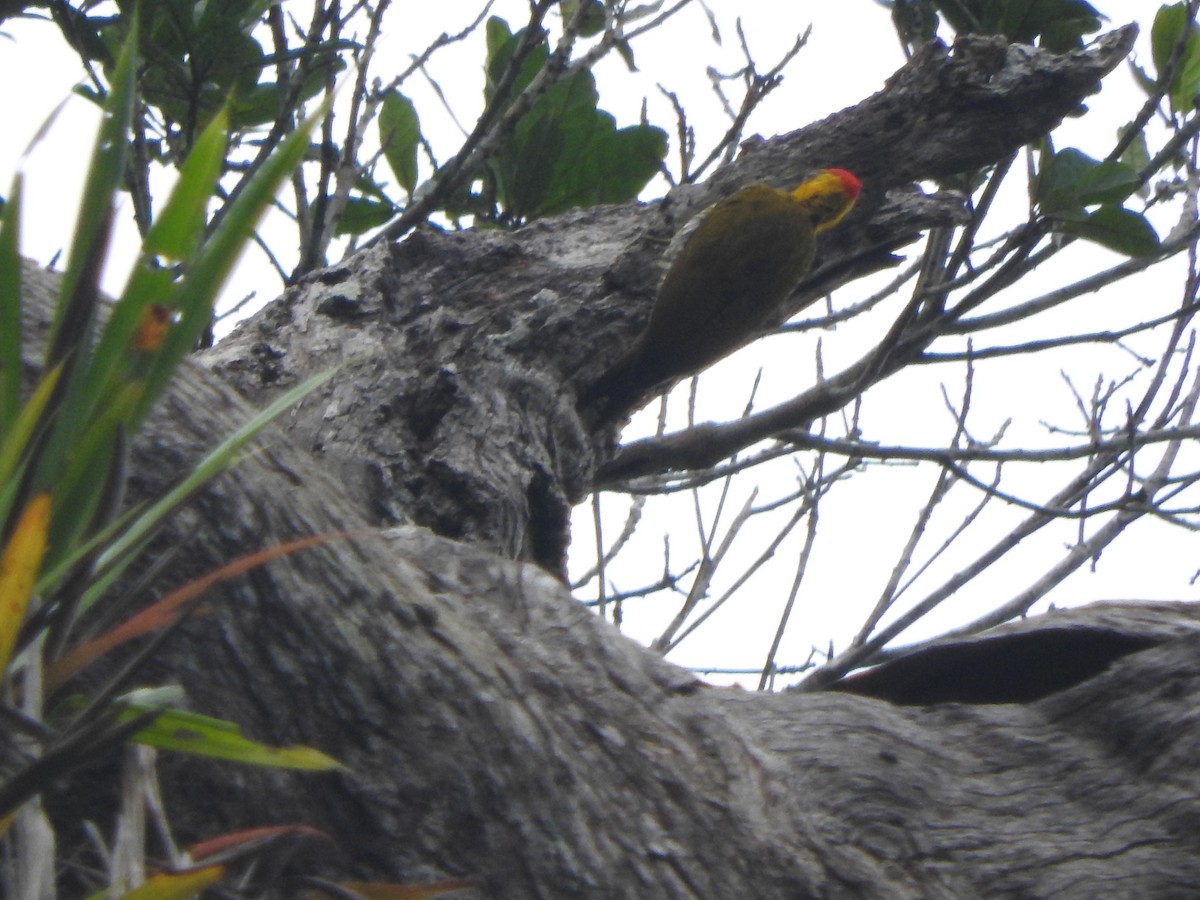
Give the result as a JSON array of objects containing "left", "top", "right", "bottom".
[
  {"left": 75, "top": 109, "right": 230, "bottom": 433},
  {"left": 29, "top": 17, "right": 139, "bottom": 529},
  {"left": 380, "top": 91, "right": 421, "bottom": 195},
  {"left": 133, "top": 97, "right": 332, "bottom": 427},
  {"left": 80, "top": 266, "right": 174, "bottom": 424},
  {"left": 0, "top": 176, "right": 22, "bottom": 434},
  {"left": 44, "top": 12, "right": 139, "bottom": 370},
  {"left": 47, "top": 382, "right": 140, "bottom": 557},
  {"left": 0, "top": 365, "right": 62, "bottom": 503},
  {"left": 33, "top": 499, "right": 147, "bottom": 610},
  {"left": 144, "top": 109, "right": 229, "bottom": 261},
  {"left": 122, "top": 703, "right": 344, "bottom": 769},
  {"left": 42, "top": 364, "right": 332, "bottom": 617}
]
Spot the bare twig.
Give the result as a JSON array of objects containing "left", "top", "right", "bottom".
[{"left": 757, "top": 448, "right": 823, "bottom": 689}]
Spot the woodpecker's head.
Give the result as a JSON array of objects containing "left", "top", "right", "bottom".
[{"left": 790, "top": 168, "right": 861, "bottom": 233}]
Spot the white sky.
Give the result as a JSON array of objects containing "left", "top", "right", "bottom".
[{"left": 2, "top": 1, "right": 1193, "bottom": 686}]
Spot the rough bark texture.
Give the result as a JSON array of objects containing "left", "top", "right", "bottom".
[{"left": 27, "top": 26, "right": 1200, "bottom": 899}]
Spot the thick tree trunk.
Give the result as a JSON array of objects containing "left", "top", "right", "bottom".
[{"left": 29, "top": 27, "right": 1200, "bottom": 898}]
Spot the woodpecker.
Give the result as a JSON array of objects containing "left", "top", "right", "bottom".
[{"left": 584, "top": 168, "right": 861, "bottom": 414}]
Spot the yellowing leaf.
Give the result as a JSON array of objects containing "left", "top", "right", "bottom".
[
  {"left": 127, "top": 705, "right": 345, "bottom": 770},
  {"left": 117, "top": 865, "right": 225, "bottom": 900},
  {"left": 0, "top": 493, "right": 51, "bottom": 674}
]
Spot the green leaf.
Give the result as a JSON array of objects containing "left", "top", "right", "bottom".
[
  {"left": 50, "top": 109, "right": 229, "bottom": 536},
  {"left": 380, "top": 91, "right": 421, "bottom": 195},
  {"left": 229, "top": 82, "right": 293, "bottom": 129},
  {"left": 485, "top": 16, "right": 514, "bottom": 66},
  {"left": 351, "top": 172, "right": 392, "bottom": 202},
  {"left": 1116, "top": 123, "right": 1152, "bottom": 196},
  {"left": 557, "top": 122, "right": 667, "bottom": 210},
  {"left": 0, "top": 176, "right": 21, "bottom": 434},
  {"left": 128, "top": 0, "right": 285, "bottom": 141},
  {"left": 1174, "top": 46, "right": 1200, "bottom": 113},
  {"left": 485, "top": 17, "right": 549, "bottom": 107},
  {"left": 1037, "top": 144, "right": 1158, "bottom": 257},
  {"left": 561, "top": 0, "right": 606, "bottom": 37},
  {"left": 492, "top": 95, "right": 570, "bottom": 219},
  {"left": 230, "top": 48, "right": 347, "bottom": 129},
  {"left": 1058, "top": 205, "right": 1161, "bottom": 257},
  {"left": 44, "top": 12, "right": 138, "bottom": 371},
  {"left": 53, "top": 1, "right": 113, "bottom": 63},
  {"left": 336, "top": 196, "right": 397, "bottom": 236},
  {"left": 1152, "top": 2, "right": 1189, "bottom": 76},
  {"left": 0, "top": 366, "right": 62, "bottom": 513},
  {"left": 36, "top": 14, "right": 139, "bottom": 558},
  {"left": 121, "top": 700, "right": 345, "bottom": 770},
  {"left": 144, "top": 110, "right": 229, "bottom": 262},
  {"left": 1035, "top": 147, "right": 1140, "bottom": 215},
  {"left": 48, "top": 385, "right": 138, "bottom": 555},
  {"left": 1151, "top": 2, "right": 1200, "bottom": 113}
]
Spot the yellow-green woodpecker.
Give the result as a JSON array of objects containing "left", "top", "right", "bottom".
[{"left": 584, "top": 168, "right": 861, "bottom": 412}]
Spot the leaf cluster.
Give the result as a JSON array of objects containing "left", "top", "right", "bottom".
[
  {"left": 67, "top": 0, "right": 346, "bottom": 156},
  {"left": 883, "top": 0, "right": 1105, "bottom": 56},
  {"left": 0, "top": 21, "right": 348, "bottom": 897},
  {"left": 359, "top": 12, "right": 668, "bottom": 231},
  {"left": 1035, "top": 145, "right": 1159, "bottom": 255},
  {"left": 471, "top": 14, "right": 667, "bottom": 224}
]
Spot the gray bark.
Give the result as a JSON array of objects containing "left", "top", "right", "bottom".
[{"left": 27, "top": 26, "right": 1200, "bottom": 898}]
